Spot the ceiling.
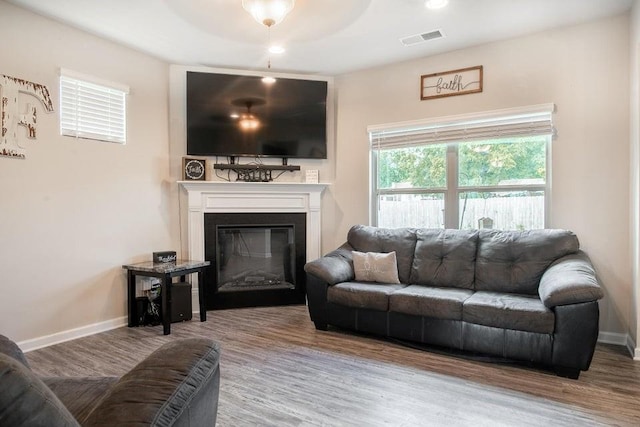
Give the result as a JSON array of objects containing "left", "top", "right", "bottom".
[{"left": 7, "top": 0, "right": 633, "bottom": 76}]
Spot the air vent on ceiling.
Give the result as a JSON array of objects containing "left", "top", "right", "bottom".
[{"left": 400, "top": 29, "right": 445, "bottom": 46}]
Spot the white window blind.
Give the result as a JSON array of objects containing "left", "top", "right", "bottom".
[
  {"left": 60, "top": 70, "right": 129, "bottom": 144},
  {"left": 369, "top": 104, "right": 555, "bottom": 150}
]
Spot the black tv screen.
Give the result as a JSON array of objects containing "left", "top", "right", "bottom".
[{"left": 186, "top": 71, "right": 327, "bottom": 159}]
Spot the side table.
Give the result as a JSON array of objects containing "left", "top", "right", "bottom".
[{"left": 122, "top": 260, "right": 210, "bottom": 335}]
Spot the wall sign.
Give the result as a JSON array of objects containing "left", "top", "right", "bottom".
[
  {"left": 421, "top": 66, "right": 483, "bottom": 101},
  {"left": 1, "top": 74, "right": 54, "bottom": 159},
  {"left": 183, "top": 157, "right": 206, "bottom": 180}
]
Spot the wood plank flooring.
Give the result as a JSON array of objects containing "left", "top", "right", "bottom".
[{"left": 26, "top": 305, "right": 640, "bottom": 426}]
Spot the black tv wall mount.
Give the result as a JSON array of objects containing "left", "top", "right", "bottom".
[{"left": 213, "top": 162, "right": 300, "bottom": 182}]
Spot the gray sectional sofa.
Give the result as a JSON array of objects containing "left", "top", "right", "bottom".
[{"left": 305, "top": 225, "right": 604, "bottom": 379}]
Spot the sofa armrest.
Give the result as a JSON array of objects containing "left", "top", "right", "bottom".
[
  {"left": 83, "top": 338, "right": 221, "bottom": 427},
  {"left": 304, "top": 242, "right": 355, "bottom": 285},
  {"left": 552, "top": 301, "right": 600, "bottom": 373},
  {"left": 0, "top": 353, "right": 81, "bottom": 427},
  {"left": 538, "top": 251, "right": 604, "bottom": 308}
]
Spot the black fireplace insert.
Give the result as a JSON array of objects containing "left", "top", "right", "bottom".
[{"left": 204, "top": 212, "right": 306, "bottom": 309}]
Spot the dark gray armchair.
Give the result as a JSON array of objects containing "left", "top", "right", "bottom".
[{"left": 0, "top": 334, "right": 221, "bottom": 426}]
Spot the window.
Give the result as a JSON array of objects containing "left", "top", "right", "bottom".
[
  {"left": 370, "top": 105, "right": 553, "bottom": 230},
  {"left": 59, "top": 69, "right": 129, "bottom": 144}
]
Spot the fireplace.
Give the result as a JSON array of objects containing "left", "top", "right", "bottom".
[
  {"left": 204, "top": 212, "right": 306, "bottom": 309},
  {"left": 179, "top": 181, "right": 328, "bottom": 312}
]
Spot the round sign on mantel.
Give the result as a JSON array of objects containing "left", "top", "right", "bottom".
[{"left": 183, "top": 157, "right": 206, "bottom": 180}]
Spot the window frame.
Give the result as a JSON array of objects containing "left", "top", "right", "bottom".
[{"left": 369, "top": 105, "right": 554, "bottom": 230}]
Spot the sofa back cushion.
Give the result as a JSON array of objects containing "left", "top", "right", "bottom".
[
  {"left": 475, "top": 229, "right": 579, "bottom": 295},
  {"left": 347, "top": 225, "right": 416, "bottom": 284},
  {"left": 409, "top": 229, "right": 479, "bottom": 289}
]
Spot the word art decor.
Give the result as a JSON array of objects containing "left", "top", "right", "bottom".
[
  {"left": 1, "top": 74, "right": 54, "bottom": 159},
  {"left": 182, "top": 157, "right": 207, "bottom": 181},
  {"left": 421, "top": 65, "right": 483, "bottom": 101}
]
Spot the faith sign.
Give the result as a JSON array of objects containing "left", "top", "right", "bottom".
[{"left": 421, "top": 66, "right": 483, "bottom": 101}]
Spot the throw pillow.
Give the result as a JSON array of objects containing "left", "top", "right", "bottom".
[{"left": 352, "top": 251, "right": 400, "bottom": 284}]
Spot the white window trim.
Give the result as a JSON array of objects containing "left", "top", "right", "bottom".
[{"left": 369, "top": 104, "right": 554, "bottom": 229}]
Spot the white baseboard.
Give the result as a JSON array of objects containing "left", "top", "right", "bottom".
[
  {"left": 597, "top": 331, "right": 628, "bottom": 346},
  {"left": 19, "top": 316, "right": 127, "bottom": 353},
  {"left": 598, "top": 331, "right": 640, "bottom": 360},
  {"left": 18, "top": 288, "right": 204, "bottom": 353}
]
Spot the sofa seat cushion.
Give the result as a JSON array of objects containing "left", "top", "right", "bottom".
[
  {"left": 409, "top": 229, "right": 479, "bottom": 289},
  {"left": 389, "top": 285, "right": 474, "bottom": 320},
  {"left": 328, "top": 281, "right": 407, "bottom": 311},
  {"left": 462, "top": 291, "right": 555, "bottom": 334}
]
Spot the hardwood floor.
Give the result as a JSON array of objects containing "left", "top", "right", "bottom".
[{"left": 26, "top": 305, "right": 640, "bottom": 426}]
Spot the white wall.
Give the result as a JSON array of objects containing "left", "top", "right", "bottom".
[
  {"left": 332, "top": 15, "right": 632, "bottom": 337},
  {"left": 0, "top": 2, "right": 173, "bottom": 346}
]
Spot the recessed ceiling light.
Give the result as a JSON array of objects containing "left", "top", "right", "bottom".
[
  {"left": 425, "top": 0, "right": 448, "bottom": 9},
  {"left": 269, "top": 45, "right": 286, "bottom": 54},
  {"left": 262, "top": 76, "right": 277, "bottom": 84}
]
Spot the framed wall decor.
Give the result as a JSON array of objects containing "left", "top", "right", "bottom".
[
  {"left": 421, "top": 65, "right": 483, "bottom": 100},
  {"left": 182, "top": 157, "right": 207, "bottom": 181}
]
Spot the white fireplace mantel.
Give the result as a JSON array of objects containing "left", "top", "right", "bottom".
[{"left": 178, "top": 181, "right": 328, "bottom": 263}]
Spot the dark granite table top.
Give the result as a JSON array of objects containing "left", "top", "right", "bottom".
[{"left": 122, "top": 260, "right": 210, "bottom": 274}]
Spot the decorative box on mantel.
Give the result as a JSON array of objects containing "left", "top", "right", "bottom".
[{"left": 178, "top": 181, "right": 329, "bottom": 264}]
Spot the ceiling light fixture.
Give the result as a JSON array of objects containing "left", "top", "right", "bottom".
[
  {"left": 425, "top": 0, "right": 448, "bottom": 10},
  {"left": 269, "top": 45, "right": 286, "bottom": 54},
  {"left": 242, "top": 0, "right": 295, "bottom": 27},
  {"left": 242, "top": 1, "right": 294, "bottom": 83}
]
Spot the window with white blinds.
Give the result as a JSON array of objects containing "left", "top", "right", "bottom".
[
  {"left": 368, "top": 104, "right": 555, "bottom": 230},
  {"left": 59, "top": 70, "right": 129, "bottom": 144}
]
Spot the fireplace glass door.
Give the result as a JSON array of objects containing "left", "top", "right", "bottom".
[{"left": 217, "top": 226, "right": 295, "bottom": 292}]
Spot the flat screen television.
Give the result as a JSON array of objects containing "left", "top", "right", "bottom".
[{"left": 186, "top": 71, "right": 328, "bottom": 159}]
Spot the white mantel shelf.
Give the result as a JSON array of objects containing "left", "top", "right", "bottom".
[
  {"left": 178, "top": 181, "right": 329, "bottom": 263},
  {"left": 179, "top": 181, "right": 328, "bottom": 194}
]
